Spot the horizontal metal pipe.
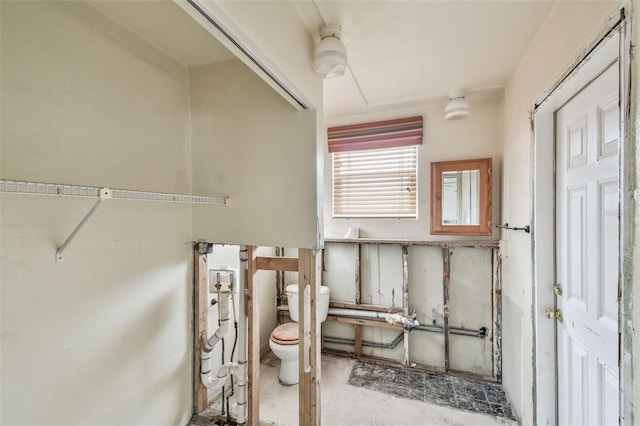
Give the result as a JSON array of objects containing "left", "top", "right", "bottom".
[
  {"left": 415, "top": 324, "right": 487, "bottom": 338},
  {"left": 277, "top": 306, "right": 486, "bottom": 338}
]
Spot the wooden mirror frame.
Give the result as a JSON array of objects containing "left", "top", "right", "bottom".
[{"left": 430, "top": 158, "right": 492, "bottom": 236}]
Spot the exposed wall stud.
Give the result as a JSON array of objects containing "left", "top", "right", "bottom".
[
  {"left": 193, "top": 244, "right": 209, "bottom": 414},
  {"left": 247, "top": 247, "right": 260, "bottom": 425},
  {"left": 442, "top": 246, "right": 451, "bottom": 373},
  {"left": 492, "top": 247, "right": 503, "bottom": 381},
  {"left": 298, "top": 248, "right": 321, "bottom": 426},
  {"left": 402, "top": 245, "right": 410, "bottom": 366},
  {"left": 354, "top": 243, "right": 362, "bottom": 357}
]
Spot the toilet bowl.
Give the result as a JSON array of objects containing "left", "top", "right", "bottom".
[{"left": 269, "top": 284, "right": 330, "bottom": 385}]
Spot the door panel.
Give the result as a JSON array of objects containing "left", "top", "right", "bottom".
[{"left": 555, "top": 63, "right": 619, "bottom": 425}]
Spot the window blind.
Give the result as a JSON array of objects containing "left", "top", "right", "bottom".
[
  {"left": 332, "top": 145, "right": 418, "bottom": 218},
  {"left": 329, "top": 116, "right": 422, "bottom": 218}
]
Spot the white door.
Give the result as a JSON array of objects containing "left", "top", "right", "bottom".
[{"left": 555, "top": 63, "right": 619, "bottom": 425}]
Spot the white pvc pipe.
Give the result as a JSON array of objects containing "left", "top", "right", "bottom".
[
  {"left": 277, "top": 305, "right": 419, "bottom": 328},
  {"left": 235, "top": 246, "right": 248, "bottom": 425},
  {"left": 200, "top": 360, "right": 238, "bottom": 391},
  {"left": 328, "top": 308, "right": 387, "bottom": 320},
  {"left": 201, "top": 292, "right": 239, "bottom": 391},
  {"left": 204, "top": 293, "right": 231, "bottom": 352}
]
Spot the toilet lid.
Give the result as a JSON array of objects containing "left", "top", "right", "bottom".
[{"left": 271, "top": 323, "right": 299, "bottom": 345}]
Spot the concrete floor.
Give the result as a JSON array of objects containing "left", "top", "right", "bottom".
[{"left": 259, "top": 353, "right": 520, "bottom": 426}]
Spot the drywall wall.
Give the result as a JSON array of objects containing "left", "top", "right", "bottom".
[
  {"left": 323, "top": 96, "right": 503, "bottom": 241},
  {"left": 190, "top": 60, "right": 319, "bottom": 249},
  {"left": 1, "top": 2, "right": 193, "bottom": 424},
  {"left": 322, "top": 243, "right": 495, "bottom": 377},
  {"left": 501, "top": 1, "right": 619, "bottom": 422},
  {"left": 205, "top": 0, "right": 323, "bottom": 109}
]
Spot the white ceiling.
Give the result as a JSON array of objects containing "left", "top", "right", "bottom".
[
  {"left": 89, "top": 0, "right": 235, "bottom": 66},
  {"left": 88, "top": 0, "right": 555, "bottom": 119},
  {"left": 295, "top": 0, "right": 556, "bottom": 118}
]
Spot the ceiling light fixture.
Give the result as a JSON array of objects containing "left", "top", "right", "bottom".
[
  {"left": 444, "top": 90, "right": 470, "bottom": 120},
  {"left": 314, "top": 23, "right": 347, "bottom": 79}
]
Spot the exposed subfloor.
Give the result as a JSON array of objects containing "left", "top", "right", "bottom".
[{"left": 259, "top": 353, "right": 519, "bottom": 426}]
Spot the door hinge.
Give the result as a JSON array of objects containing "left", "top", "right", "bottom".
[
  {"left": 545, "top": 308, "right": 563, "bottom": 322},
  {"left": 554, "top": 283, "right": 563, "bottom": 296}
]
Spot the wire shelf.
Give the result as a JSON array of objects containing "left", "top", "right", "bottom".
[{"left": 0, "top": 179, "right": 228, "bottom": 205}]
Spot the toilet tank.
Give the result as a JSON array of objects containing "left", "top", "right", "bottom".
[{"left": 286, "top": 284, "right": 331, "bottom": 322}]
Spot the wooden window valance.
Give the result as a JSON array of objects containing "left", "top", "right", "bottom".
[{"left": 327, "top": 116, "right": 423, "bottom": 153}]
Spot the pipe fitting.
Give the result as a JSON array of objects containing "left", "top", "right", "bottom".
[
  {"left": 385, "top": 313, "right": 419, "bottom": 329},
  {"left": 201, "top": 361, "right": 239, "bottom": 391}
]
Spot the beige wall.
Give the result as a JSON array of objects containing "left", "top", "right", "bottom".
[
  {"left": 1, "top": 2, "right": 193, "bottom": 425},
  {"left": 210, "top": 0, "right": 323, "bottom": 110},
  {"left": 190, "top": 60, "right": 319, "bottom": 248},
  {"left": 324, "top": 97, "right": 503, "bottom": 241},
  {"left": 501, "top": 1, "right": 620, "bottom": 422},
  {"left": 2, "top": 2, "right": 325, "bottom": 424}
]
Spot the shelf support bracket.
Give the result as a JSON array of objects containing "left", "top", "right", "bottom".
[{"left": 56, "top": 188, "right": 112, "bottom": 262}]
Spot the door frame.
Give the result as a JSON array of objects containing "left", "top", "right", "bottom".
[{"left": 531, "top": 7, "right": 633, "bottom": 425}]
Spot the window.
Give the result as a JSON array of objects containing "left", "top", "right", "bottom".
[
  {"left": 328, "top": 116, "right": 422, "bottom": 219},
  {"left": 332, "top": 145, "right": 418, "bottom": 218}
]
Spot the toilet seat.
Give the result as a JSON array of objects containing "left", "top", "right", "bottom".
[{"left": 270, "top": 323, "right": 299, "bottom": 346}]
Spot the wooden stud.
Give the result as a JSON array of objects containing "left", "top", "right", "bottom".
[
  {"left": 255, "top": 256, "right": 299, "bottom": 272},
  {"left": 329, "top": 300, "right": 402, "bottom": 313},
  {"left": 354, "top": 324, "right": 363, "bottom": 357},
  {"left": 442, "top": 246, "right": 451, "bottom": 373},
  {"left": 402, "top": 245, "right": 410, "bottom": 366},
  {"left": 325, "top": 238, "right": 500, "bottom": 248},
  {"left": 247, "top": 246, "right": 260, "bottom": 426},
  {"left": 492, "top": 247, "right": 503, "bottom": 382},
  {"left": 193, "top": 244, "right": 209, "bottom": 414},
  {"left": 324, "top": 315, "right": 404, "bottom": 330},
  {"left": 298, "top": 248, "right": 321, "bottom": 426},
  {"left": 354, "top": 243, "right": 361, "bottom": 304},
  {"left": 354, "top": 243, "right": 362, "bottom": 358}
]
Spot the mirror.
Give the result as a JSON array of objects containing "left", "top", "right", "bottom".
[{"left": 430, "top": 158, "right": 492, "bottom": 236}]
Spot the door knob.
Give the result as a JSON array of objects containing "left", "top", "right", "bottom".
[{"left": 545, "top": 308, "right": 563, "bottom": 322}]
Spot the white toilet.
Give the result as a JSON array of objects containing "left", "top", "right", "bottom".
[{"left": 269, "top": 284, "right": 331, "bottom": 385}]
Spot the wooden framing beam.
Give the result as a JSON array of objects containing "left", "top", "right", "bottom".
[
  {"left": 247, "top": 247, "right": 260, "bottom": 426},
  {"left": 354, "top": 325, "right": 363, "bottom": 357},
  {"left": 325, "top": 315, "right": 404, "bottom": 330},
  {"left": 329, "top": 300, "right": 402, "bottom": 313},
  {"left": 255, "top": 256, "right": 299, "bottom": 272},
  {"left": 354, "top": 243, "right": 362, "bottom": 358},
  {"left": 193, "top": 245, "right": 209, "bottom": 414},
  {"left": 325, "top": 238, "right": 500, "bottom": 248},
  {"left": 442, "top": 246, "right": 451, "bottom": 373},
  {"left": 354, "top": 243, "right": 361, "bottom": 304},
  {"left": 492, "top": 247, "right": 503, "bottom": 381},
  {"left": 298, "top": 248, "right": 321, "bottom": 426},
  {"left": 401, "top": 245, "right": 410, "bottom": 366}
]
